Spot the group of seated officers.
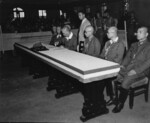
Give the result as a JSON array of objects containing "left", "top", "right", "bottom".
[{"left": 47, "top": 23, "right": 150, "bottom": 121}]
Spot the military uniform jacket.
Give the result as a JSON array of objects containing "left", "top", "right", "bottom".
[
  {"left": 100, "top": 37, "right": 125, "bottom": 64},
  {"left": 59, "top": 33, "right": 77, "bottom": 51},
  {"left": 122, "top": 39, "right": 150, "bottom": 76},
  {"left": 83, "top": 36, "right": 101, "bottom": 57},
  {"left": 50, "top": 34, "right": 63, "bottom": 46}
]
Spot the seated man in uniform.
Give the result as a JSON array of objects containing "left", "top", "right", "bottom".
[
  {"left": 47, "top": 25, "right": 63, "bottom": 91},
  {"left": 52, "top": 25, "right": 78, "bottom": 96},
  {"left": 112, "top": 26, "right": 150, "bottom": 113},
  {"left": 83, "top": 25, "right": 101, "bottom": 57},
  {"left": 49, "top": 25, "right": 63, "bottom": 46},
  {"left": 80, "top": 26, "right": 108, "bottom": 122},
  {"left": 47, "top": 25, "right": 77, "bottom": 91},
  {"left": 100, "top": 26, "right": 125, "bottom": 106},
  {"left": 55, "top": 25, "right": 77, "bottom": 51}
]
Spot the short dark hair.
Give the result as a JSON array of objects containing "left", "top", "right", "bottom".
[
  {"left": 78, "top": 9, "right": 86, "bottom": 15},
  {"left": 137, "top": 25, "right": 148, "bottom": 32}
]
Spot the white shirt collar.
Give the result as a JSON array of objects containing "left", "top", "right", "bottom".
[
  {"left": 110, "top": 37, "right": 118, "bottom": 44},
  {"left": 57, "top": 34, "right": 61, "bottom": 38},
  {"left": 139, "top": 39, "right": 147, "bottom": 45},
  {"left": 66, "top": 32, "right": 73, "bottom": 40}
]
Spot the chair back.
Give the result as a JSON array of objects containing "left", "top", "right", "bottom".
[
  {"left": 118, "top": 21, "right": 128, "bottom": 52},
  {"left": 118, "top": 30, "right": 128, "bottom": 51}
]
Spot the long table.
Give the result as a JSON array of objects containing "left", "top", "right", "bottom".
[
  {"left": 14, "top": 41, "right": 120, "bottom": 121},
  {"left": 14, "top": 42, "right": 120, "bottom": 83}
]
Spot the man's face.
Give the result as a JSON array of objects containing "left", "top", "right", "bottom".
[
  {"left": 52, "top": 26, "right": 57, "bottom": 33},
  {"left": 84, "top": 28, "right": 92, "bottom": 38},
  {"left": 62, "top": 28, "right": 69, "bottom": 37},
  {"left": 56, "top": 27, "right": 61, "bottom": 34},
  {"left": 136, "top": 28, "right": 148, "bottom": 41},
  {"left": 78, "top": 12, "right": 85, "bottom": 20},
  {"left": 107, "top": 28, "right": 115, "bottom": 39}
]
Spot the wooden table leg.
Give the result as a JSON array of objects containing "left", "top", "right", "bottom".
[{"left": 80, "top": 80, "right": 109, "bottom": 122}]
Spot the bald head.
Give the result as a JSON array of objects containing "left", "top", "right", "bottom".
[
  {"left": 84, "top": 25, "right": 95, "bottom": 38},
  {"left": 85, "top": 25, "right": 94, "bottom": 34},
  {"left": 107, "top": 26, "right": 118, "bottom": 39},
  {"left": 108, "top": 26, "right": 118, "bottom": 33}
]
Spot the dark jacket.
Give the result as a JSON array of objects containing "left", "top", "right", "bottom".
[
  {"left": 83, "top": 36, "right": 101, "bottom": 57},
  {"left": 100, "top": 37, "right": 125, "bottom": 64},
  {"left": 50, "top": 34, "right": 63, "bottom": 46},
  {"left": 59, "top": 33, "right": 77, "bottom": 51}
]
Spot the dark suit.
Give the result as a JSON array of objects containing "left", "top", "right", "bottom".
[
  {"left": 100, "top": 37, "right": 125, "bottom": 98},
  {"left": 83, "top": 36, "right": 101, "bottom": 57},
  {"left": 100, "top": 37, "right": 125, "bottom": 64},
  {"left": 59, "top": 33, "right": 77, "bottom": 51},
  {"left": 50, "top": 34, "right": 63, "bottom": 46},
  {"left": 47, "top": 33, "right": 77, "bottom": 93},
  {"left": 118, "top": 39, "right": 150, "bottom": 89}
]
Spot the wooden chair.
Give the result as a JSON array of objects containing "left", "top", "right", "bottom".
[
  {"left": 118, "top": 30, "right": 128, "bottom": 51},
  {"left": 118, "top": 21, "right": 128, "bottom": 51},
  {"left": 114, "top": 77, "right": 149, "bottom": 109}
]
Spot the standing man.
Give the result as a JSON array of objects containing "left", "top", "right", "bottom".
[
  {"left": 83, "top": 25, "right": 101, "bottom": 57},
  {"left": 112, "top": 26, "right": 150, "bottom": 113},
  {"left": 78, "top": 10, "right": 91, "bottom": 52},
  {"left": 100, "top": 26, "right": 125, "bottom": 106}
]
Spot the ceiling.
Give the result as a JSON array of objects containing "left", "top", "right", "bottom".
[
  {"left": 1, "top": 0, "right": 120, "bottom": 5},
  {"left": 1, "top": 0, "right": 91, "bottom": 4}
]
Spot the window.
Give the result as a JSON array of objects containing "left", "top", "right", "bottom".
[
  {"left": 60, "top": 10, "right": 63, "bottom": 16},
  {"left": 13, "top": 7, "right": 25, "bottom": 19},
  {"left": 39, "top": 10, "right": 47, "bottom": 18}
]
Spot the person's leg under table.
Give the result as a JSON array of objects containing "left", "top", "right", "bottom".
[{"left": 105, "top": 77, "right": 117, "bottom": 106}]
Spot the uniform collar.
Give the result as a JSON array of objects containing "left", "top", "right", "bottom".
[
  {"left": 110, "top": 37, "right": 118, "bottom": 44},
  {"left": 139, "top": 39, "right": 147, "bottom": 45},
  {"left": 66, "top": 32, "right": 73, "bottom": 40},
  {"left": 56, "top": 34, "right": 61, "bottom": 38}
]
